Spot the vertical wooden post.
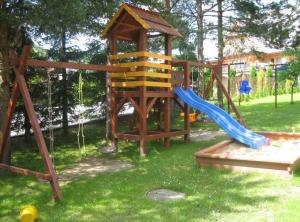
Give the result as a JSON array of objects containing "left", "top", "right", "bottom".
[
  {"left": 274, "top": 65, "right": 278, "bottom": 109},
  {"left": 2, "top": 45, "right": 63, "bottom": 200},
  {"left": 164, "top": 34, "right": 172, "bottom": 147},
  {"left": 138, "top": 29, "right": 148, "bottom": 156},
  {"left": 108, "top": 35, "right": 118, "bottom": 149},
  {"left": 183, "top": 61, "right": 190, "bottom": 142}
]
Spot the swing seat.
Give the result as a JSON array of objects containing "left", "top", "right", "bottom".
[
  {"left": 180, "top": 112, "right": 198, "bottom": 123},
  {"left": 239, "top": 80, "right": 251, "bottom": 94}
]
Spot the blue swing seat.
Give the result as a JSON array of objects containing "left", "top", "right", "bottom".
[{"left": 239, "top": 80, "right": 251, "bottom": 94}]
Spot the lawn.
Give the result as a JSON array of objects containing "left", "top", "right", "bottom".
[{"left": 1, "top": 93, "right": 300, "bottom": 222}]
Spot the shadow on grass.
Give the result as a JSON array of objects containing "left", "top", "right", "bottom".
[{"left": 1, "top": 137, "right": 280, "bottom": 221}]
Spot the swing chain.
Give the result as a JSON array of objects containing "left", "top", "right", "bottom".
[{"left": 47, "top": 70, "right": 55, "bottom": 166}]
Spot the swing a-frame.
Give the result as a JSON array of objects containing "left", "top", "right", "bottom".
[{"left": 0, "top": 45, "right": 129, "bottom": 201}]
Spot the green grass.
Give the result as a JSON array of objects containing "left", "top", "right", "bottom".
[{"left": 1, "top": 93, "right": 300, "bottom": 221}]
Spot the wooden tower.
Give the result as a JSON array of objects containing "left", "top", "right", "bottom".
[{"left": 102, "top": 3, "right": 189, "bottom": 156}]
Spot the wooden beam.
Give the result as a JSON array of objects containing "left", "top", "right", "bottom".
[
  {"left": 128, "top": 97, "right": 142, "bottom": 117},
  {"left": 112, "top": 81, "right": 171, "bottom": 88},
  {"left": 114, "top": 61, "right": 171, "bottom": 70},
  {"left": 0, "top": 164, "right": 51, "bottom": 180},
  {"left": 111, "top": 71, "right": 171, "bottom": 79},
  {"left": 212, "top": 66, "right": 246, "bottom": 126},
  {"left": 146, "top": 97, "right": 158, "bottom": 115},
  {"left": 110, "top": 51, "right": 172, "bottom": 61},
  {"left": 11, "top": 58, "right": 129, "bottom": 72}
]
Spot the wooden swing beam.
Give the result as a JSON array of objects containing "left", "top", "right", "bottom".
[{"left": 0, "top": 45, "right": 130, "bottom": 201}]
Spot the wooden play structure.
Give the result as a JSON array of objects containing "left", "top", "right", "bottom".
[
  {"left": 0, "top": 3, "right": 247, "bottom": 201},
  {"left": 101, "top": 3, "right": 246, "bottom": 155}
]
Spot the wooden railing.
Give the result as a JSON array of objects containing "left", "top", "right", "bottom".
[{"left": 110, "top": 51, "right": 172, "bottom": 88}]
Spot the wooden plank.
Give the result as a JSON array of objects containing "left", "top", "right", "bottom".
[
  {"left": 114, "top": 61, "right": 171, "bottom": 70},
  {"left": 146, "top": 97, "right": 158, "bottom": 115},
  {"left": 110, "top": 51, "right": 172, "bottom": 61},
  {"left": 113, "top": 90, "right": 141, "bottom": 97},
  {"left": 115, "top": 132, "right": 140, "bottom": 140},
  {"left": 145, "top": 130, "right": 188, "bottom": 141},
  {"left": 145, "top": 91, "right": 174, "bottom": 98},
  {"left": 10, "top": 59, "right": 130, "bottom": 72},
  {"left": 257, "top": 131, "right": 300, "bottom": 140},
  {"left": 111, "top": 71, "right": 171, "bottom": 79},
  {"left": 0, "top": 163, "right": 51, "bottom": 180},
  {"left": 112, "top": 81, "right": 171, "bottom": 88},
  {"left": 196, "top": 156, "right": 291, "bottom": 171},
  {"left": 194, "top": 139, "right": 235, "bottom": 156}
]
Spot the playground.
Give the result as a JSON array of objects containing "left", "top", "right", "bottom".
[
  {"left": 1, "top": 93, "right": 300, "bottom": 221},
  {"left": 1, "top": 2, "right": 300, "bottom": 222}
]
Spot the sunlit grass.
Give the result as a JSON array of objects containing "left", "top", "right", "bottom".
[{"left": 1, "top": 93, "right": 300, "bottom": 221}]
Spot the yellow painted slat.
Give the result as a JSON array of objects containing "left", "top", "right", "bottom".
[
  {"left": 110, "top": 51, "right": 172, "bottom": 61},
  {"left": 111, "top": 71, "right": 171, "bottom": 79},
  {"left": 112, "top": 81, "right": 171, "bottom": 88},
  {"left": 114, "top": 61, "right": 171, "bottom": 70}
]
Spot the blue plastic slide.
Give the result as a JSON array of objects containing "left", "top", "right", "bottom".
[{"left": 175, "top": 87, "right": 267, "bottom": 149}]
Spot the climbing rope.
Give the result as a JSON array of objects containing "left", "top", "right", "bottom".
[
  {"left": 77, "top": 72, "right": 86, "bottom": 153},
  {"left": 47, "top": 70, "right": 55, "bottom": 167}
]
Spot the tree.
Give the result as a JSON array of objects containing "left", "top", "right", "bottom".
[
  {"left": 0, "top": 0, "right": 35, "bottom": 164},
  {"left": 280, "top": 49, "right": 300, "bottom": 104}
]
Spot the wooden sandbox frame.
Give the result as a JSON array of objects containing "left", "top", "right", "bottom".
[{"left": 195, "top": 132, "right": 300, "bottom": 176}]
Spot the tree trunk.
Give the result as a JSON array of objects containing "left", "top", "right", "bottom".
[
  {"left": 291, "top": 81, "right": 295, "bottom": 104},
  {"left": 196, "top": 0, "right": 205, "bottom": 96},
  {"left": 60, "top": 28, "right": 68, "bottom": 136},
  {"left": 24, "top": 108, "right": 31, "bottom": 141},
  {"left": 217, "top": 0, "right": 224, "bottom": 108},
  {"left": 0, "top": 23, "right": 12, "bottom": 164},
  {"left": 105, "top": 45, "right": 112, "bottom": 140}
]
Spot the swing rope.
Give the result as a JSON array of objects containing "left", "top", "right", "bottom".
[
  {"left": 47, "top": 70, "right": 55, "bottom": 167},
  {"left": 77, "top": 72, "right": 86, "bottom": 153}
]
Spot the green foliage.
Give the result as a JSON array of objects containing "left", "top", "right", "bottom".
[
  {"left": 229, "top": 68, "right": 236, "bottom": 77},
  {"left": 266, "top": 66, "right": 273, "bottom": 77},
  {"left": 250, "top": 66, "right": 257, "bottom": 78}
]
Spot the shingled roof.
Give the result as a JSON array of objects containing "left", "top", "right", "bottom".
[{"left": 101, "top": 3, "right": 182, "bottom": 40}]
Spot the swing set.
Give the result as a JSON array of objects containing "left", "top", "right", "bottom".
[{"left": 0, "top": 45, "right": 129, "bottom": 201}]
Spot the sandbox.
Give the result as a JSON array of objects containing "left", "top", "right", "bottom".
[{"left": 195, "top": 132, "right": 300, "bottom": 176}]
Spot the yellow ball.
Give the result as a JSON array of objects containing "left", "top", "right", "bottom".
[{"left": 20, "top": 205, "right": 38, "bottom": 222}]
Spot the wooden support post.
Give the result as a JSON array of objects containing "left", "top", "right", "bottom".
[
  {"left": 212, "top": 66, "right": 246, "bottom": 126},
  {"left": 164, "top": 34, "right": 172, "bottom": 147},
  {"left": 1, "top": 46, "right": 63, "bottom": 201},
  {"left": 183, "top": 62, "right": 190, "bottom": 142},
  {"left": 138, "top": 29, "right": 148, "bottom": 156}
]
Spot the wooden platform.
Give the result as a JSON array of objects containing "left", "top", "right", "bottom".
[{"left": 195, "top": 132, "right": 300, "bottom": 176}]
